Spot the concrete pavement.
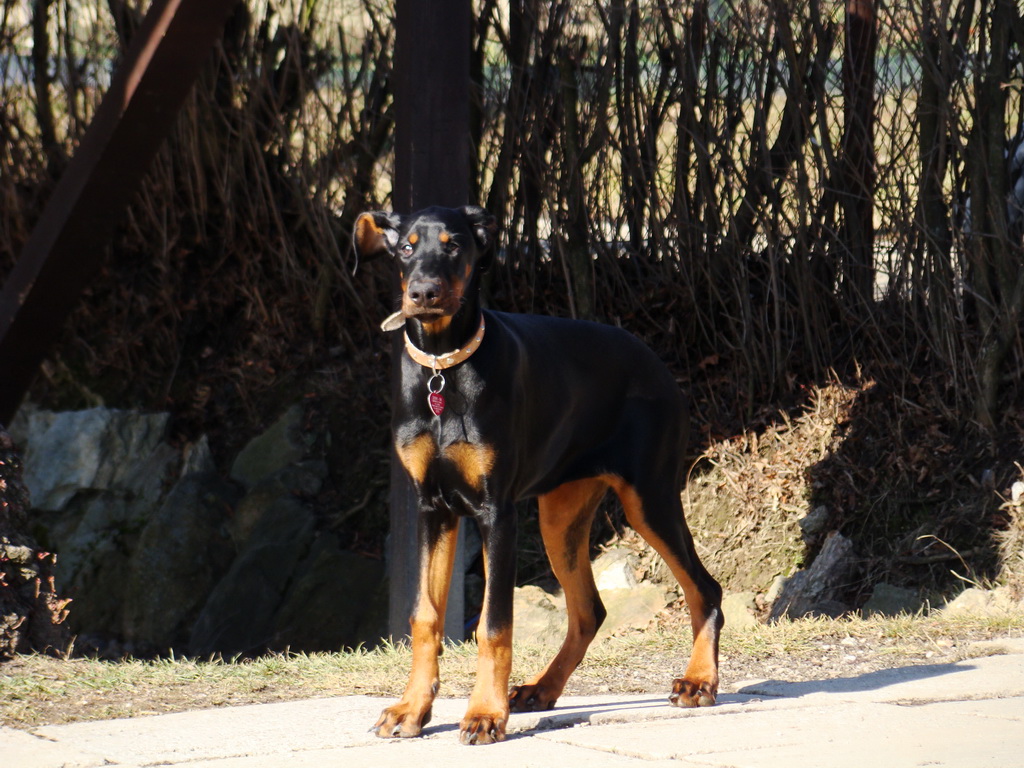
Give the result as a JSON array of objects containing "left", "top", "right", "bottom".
[{"left": 5, "top": 638, "right": 1024, "bottom": 767}]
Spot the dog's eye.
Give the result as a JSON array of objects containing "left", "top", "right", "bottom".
[
  {"left": 400, "top": 243, "right": 414, "bottom": 256},
  {"left": 447, "top": 243, "right": 461, "bottom": 256}
]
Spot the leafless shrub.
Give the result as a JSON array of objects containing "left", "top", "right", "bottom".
[{"left": 1, "top": 1, "right": 1022, "bottom": 585}]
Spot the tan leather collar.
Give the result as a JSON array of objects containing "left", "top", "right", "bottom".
[{"left": 403, "top": 314, "right": 486, "bottom": 371}]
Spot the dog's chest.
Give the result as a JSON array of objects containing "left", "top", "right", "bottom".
[{"left": 395, "top": 432, "right": 496, "bottom": 499}]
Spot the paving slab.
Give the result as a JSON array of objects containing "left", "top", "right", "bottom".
[
  {"left": 28, "top": 696, "right": 383, "bottom": 766},
  {"left": 540, "top": 697, "right": 1024, "bottom": 768},
  {"left": 18, "top": 694, "right": 757, "bottom": 767},
  {"left": 734, "top": 651, "right": 1024, "bottom": 704},
  {"left": 0, "top": 724, "right": 108, "bottom": 768},
  {"left": 179, "top": 734, "right": 688, "bottom": 768}
]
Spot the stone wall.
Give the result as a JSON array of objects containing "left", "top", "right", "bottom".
[{"left": 10, "top": 405, "right": 385, "bottom": 657}]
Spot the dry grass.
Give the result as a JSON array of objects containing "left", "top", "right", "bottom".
[
  {"left": 2, "top": 611, "right": 1022, "bottom": 730},
  {"left": 676, "top": 376, "right": 1022, "bottom": 604},
  {"left": 684, "top": 382, "right": 860, "bottom": 594},
  {"left": 998, "top": 472, "right": 1024, "bottom": 599}
]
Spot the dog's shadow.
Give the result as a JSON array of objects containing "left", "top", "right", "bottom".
[
  {"left": 420, "top": 660, "right": 970, "bottom": 739},
  {"left": 733, "top": 659, "right": 968, "bottom": 699},
  {"left": 419, "top": 695, "right": 707, "bottom": 740}
]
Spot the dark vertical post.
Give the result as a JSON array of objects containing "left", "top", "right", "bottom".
[
  {"left": 0, "top": 0, "right": 238, "bottom": 425},
  {"left": 393, "top": 0, "right": 471, "bottom": 212},
  {"left": 839, "top": 0, "right": 877, "bottom": 309},
  {"left": 389, "top": 0, "right": 472, "bottom": 641},
  {"left": 970, "top": 0, "right": 1015, "bottom": 430}
]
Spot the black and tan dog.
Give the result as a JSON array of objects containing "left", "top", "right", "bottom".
[{"left": 353, "top": 205, "right": 723, "bottom": 745}]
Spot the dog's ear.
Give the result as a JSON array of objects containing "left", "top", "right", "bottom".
[
  {"left": 461, "top": 206, "right": 498, "bottom": 253},
  {"left": 352, "top": 211, "right": 402, "bottom": 262}
]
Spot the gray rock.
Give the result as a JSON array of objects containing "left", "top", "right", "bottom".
[
  {"left": 180, "top": 435, "right": 216, "bottom": 478},
  {"left": 122, "top": 474, "right": 239, "bottom": 651},
  {"left": 595, "top": 583, "right": 672, "bottom": 640},
  {"left": 230, "top": 405, "right": 309, "bottom": 490},
  {"left": 721, "top": 591, "right": 760, "bottom": 632},
  {"left": 49, "top": 493, "right": 150, "bottom": 637},
  {"left": 272, "top": 534, "right": 385, "bottom": 651},
  {"left": 511, "top": 576, "right": 672, "bottom": 647},
  {"left": 230, "top": 480, "right": 289, "bottom": 549},
  {"left": 6, "top": 407, "right": 193, "bottom": 649},
  {"left": 769, "top": 531, "right": 858, "bottom": 621},
  {"left": 765, "top": 574, "right": 788, "bottom": 604},
  {"left": 512, "top": 585, "right": 566, "bottom": 647},
  {"left": 940, "top": 587, "right": 1021, "bottom": 617},
  {"left": 798, "top": 506, "right": 830, "bottom": 538},
  {"left": 593, "top": 548, "right": 638, "bottom": 591},
  {"left": 804, "top": 599, "right": 851, "bottom": 619},
  {"left": 862, "top": 583, "right": 922, "bottom": 617},
  {"left": 189, "top": 496, "right": 316, "bottom": 657},
  {"left": 15, "top": 407, "right": 176, "bottom": 512},
  {"left": 6, "top": 404, "right": 354, "bottom": 656},
  {"left": 230, "top": 462, "right": 327, "bottom": 548}
]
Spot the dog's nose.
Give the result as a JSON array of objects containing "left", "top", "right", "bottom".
[{"left": 407, "top": 278, "right": 443, "bottom": 308}]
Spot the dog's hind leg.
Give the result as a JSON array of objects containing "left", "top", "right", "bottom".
[
  {"left": 607, "top": 475, "right": 723, "bottom": 708},
  {"left": 510, "top": 477, "right": 608, "bottom": 712}
]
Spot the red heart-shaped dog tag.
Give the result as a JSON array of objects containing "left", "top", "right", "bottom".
[{"left": 428, "top": 391, "right": 446, "bottom": 416}]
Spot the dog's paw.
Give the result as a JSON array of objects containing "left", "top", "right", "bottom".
[
  {"left": 668, "top": 677, "right": 717, "bottom": 708},
  {"left": 458, "top": 710, "right": 507, "bottom": 745},
  {"left": 373, "top": 702, "right": 432, "bottom": 738},
  {"left": 509, "top": 683, "right": 558, "bottom": 712}
]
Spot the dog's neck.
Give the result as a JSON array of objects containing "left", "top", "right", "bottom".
[{"left": 404, "top": 294, "right": 483, "bottom": 359}]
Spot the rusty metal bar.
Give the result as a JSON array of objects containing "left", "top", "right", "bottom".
[{"left": 0, "top": 0, "right": 238, "bottom": 424}]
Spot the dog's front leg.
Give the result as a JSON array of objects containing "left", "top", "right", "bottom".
[
  {"left": 375, "top": 508, "right": 460, "bottom": 738},
  {"left": 460, "top": 503, "right": 516, "bottom": 745}
]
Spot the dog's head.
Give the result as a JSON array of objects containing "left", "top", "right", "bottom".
[{"left": 353, "top": 206, "right": 497, "bottom": 326}]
